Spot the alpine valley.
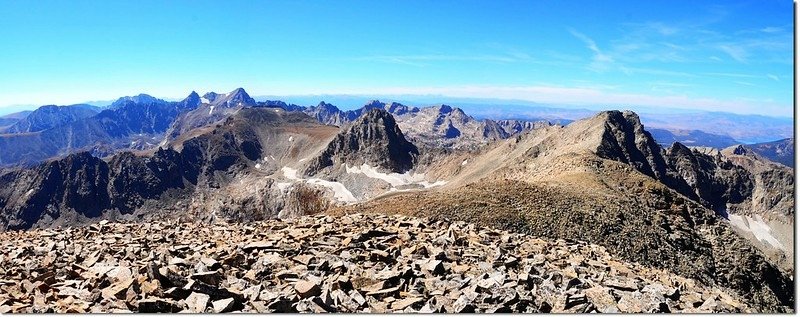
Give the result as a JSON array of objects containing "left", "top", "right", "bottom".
[{"left": 0, "top": 88, "right": 793, "bottom": 313}]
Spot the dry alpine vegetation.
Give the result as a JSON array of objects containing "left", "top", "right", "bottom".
[{"left": 0, "top": 213, "right": 750, "bottom": 313}]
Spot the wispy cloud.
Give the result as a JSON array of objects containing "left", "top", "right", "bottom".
[
  {"left": 718, "top": 44, "right": 748, "bottom": 62},
  {"left": 760, "top": 26, "right": 784, "bottom": 33},
  {"left": 619, "top": 66, "right": 696, "bottom": 78},
  {"left": 767, "top": 74, "right": 780, "bottom": 81},
  {"left": 355, "top": 54, "right": 524, "bottom": 67},
  {"left": 568, "top": 28, "right": 614, "bottom": 71},
  {"left": 734, "top": 81, "right": 756, "bottom": 87},
  {"left": 704, "top": 72, "right": 761, "bottom": 78}
]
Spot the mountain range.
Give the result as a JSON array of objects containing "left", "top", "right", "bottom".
[{"left": 0, "top": 87, "right": 794, "bottom": 312}]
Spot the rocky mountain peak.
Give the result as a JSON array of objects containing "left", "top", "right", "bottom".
[
  {"left": 180, "top": 91, "right": 201, "bottom": 109},
  {"left": 202, "top": 92, "right": 221, "bottom": 102},
  {"left": 316, "top": 101, "right": 340, "bottom": 112},
  {"left": 306, "top": 109, "right": 419, "bottom": 175},
  {"left": 590, "top": 110, "right": 670, "bottom": 180},
  {"left": 214, "top": 88, "right": 255, "bottom": 107},
  {"left": 364, "top": 100, "right": 384, "bottom": 109},
  {"left": 437, "top": 104, "right": 453, "bottom": 114},
  {"left": 666, "top": 141, "right": 693, "bottom": 157},
  {"left": 110, "top": 94, "right": 164, "bottom": 108},
  {"left": 385, "top": 102, "right": 413, "bottom": 115},
  {"left": 731, "top": 144, "right": 750, "bottom": 156}
]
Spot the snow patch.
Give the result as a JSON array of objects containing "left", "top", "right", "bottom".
[
  {"left": 461, "top": 159, "right": 469, "bottom": 166},
  {"left": 289, "top": 136, "right": 294, "bottom": 142},
  {"left": 345, "top": 163, "right": 447, "bottom": 188},
  {"left": 306, "top": 178, "right": 357, "bottom": 202},
  {"left": 200, "top": 97, "right": 210, "bottom": 104},
  {"left": 254, "top": 163, "right": 261, "bottom": 169},
  {"left": 419, "top": 180, "right": 448, "bottom": 188},
  {"left": 299, "top": 158, "right": 308, "bottom": 162},
  {"left": 281, "top": 167, "right": 299, "bottom": 180},
  {"left": 276, "top": 182, "right": 292, "bottom": 191},
  {"left": 278, "top": 166, "right": 355, "bottom": 202},
  {"left": 209, "top": 106, "right": 215, "bottom": 115},
  {"left": 728, "top": 214, "right": 786, "bottom": 251}
]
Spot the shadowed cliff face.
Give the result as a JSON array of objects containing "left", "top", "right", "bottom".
[
  {"left": 306, "top": 109, "right": 419, "bottom": 175},
  {"left": 0, "top": 148, "right": 197, "bottom": 230},
  {"left": 664, "top": 142, "right": 755, "bottom": 212}
]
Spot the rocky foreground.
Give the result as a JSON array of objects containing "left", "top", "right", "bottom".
[{"left": 0, "top": 213, "right": 751, "bottom": 313}]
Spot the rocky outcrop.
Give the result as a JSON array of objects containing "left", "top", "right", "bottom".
[
  {"left": 665, "top": 142, "right": 754, "bottom": 212},
  {"left": 593, "top": 111, "right": 672, "bottom": 181},
  {"left": 0, "top": 148, "right": 197, "bottom": 230},
  {"left": 0, "top": 213, "right": 752, "bottom": 313},
  {"left": 306, "top": 109, "right": 419, "bottom": 175}
]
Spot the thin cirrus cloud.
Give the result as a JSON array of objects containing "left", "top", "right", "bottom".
[
  {"left": 567, "top": 28, "right": 615, "bottom": 71},
  {"left": 353, "top": 54, "right": 527, "bottom": 67}
]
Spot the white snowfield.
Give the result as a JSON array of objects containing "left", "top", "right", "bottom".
[
  {"left": 305, "top": 178, "right": 357, "bottom": 202},
  {"left": 280, "top": 167, "right": 357, "bottom": 203},
  {"left": 727, "top": 213, "right": 786, "bottom": 251},
  {"left": 281, "top": 166, "right": 300, "bottom": 180},
  {"left": 209, "top": 106, "right": 215, "bottom": 115},
  {"left": 278, "top": 164, "right": 446, "bottom": 204},
  {"left": 200, "top": 97, "right": 210, "bottom": 104},
  {"left": 345, "top": 163, "right": 448, "bottom": 188}
]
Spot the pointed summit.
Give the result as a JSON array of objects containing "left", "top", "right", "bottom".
[
  {"left": 364, "top": 100, "right": 384, "bottom": 109},
  {"left": 179, "top": 91, "right": 201, "bottom": 110},
  {"left": 316, "top": 101, "right": 340, "bottom": 113},
  {"left": 212, "top": 88, "right": 255, "bottom": 107},
  {"left": 306, "top": 109, "right": 419, "bottom": 175}
]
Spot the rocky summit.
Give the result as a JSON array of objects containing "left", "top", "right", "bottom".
[{"left": 0, "top": 213, "right": 749, "bottom": 313}]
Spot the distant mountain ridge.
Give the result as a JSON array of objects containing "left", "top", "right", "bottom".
[
  {"left": 0, "top": 87, "right": 791, "bottom": 168},
  {"left": 267, "top": 99, "right": 551, "bottom": 149},
  {"left": 743, "top": 138, "right": 794, "bottom": 168},
  {"left": 2, "top": 104, "right": 100, "bottom": 133},
  {"left": 649, "top": 128, "right": 739, "bottom": 149},
  {"left": 0, "top": 93, "right": 200, "bottom": 166}
]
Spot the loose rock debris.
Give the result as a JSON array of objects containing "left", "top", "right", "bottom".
[{"left": 0, "top": 214, "right": 749, "bottom": 313}]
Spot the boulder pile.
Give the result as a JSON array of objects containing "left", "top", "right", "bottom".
[{"left": 0, "top": 213, "right": 748, "bottom": 313}]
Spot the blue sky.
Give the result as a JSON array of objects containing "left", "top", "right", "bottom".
[{"left": 0, "top": 0, "right": 793, "bottom": 117}]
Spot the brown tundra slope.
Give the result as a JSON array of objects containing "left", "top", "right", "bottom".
[{"left": 334, "top": 110, "right": 794, "bottom": 312}]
